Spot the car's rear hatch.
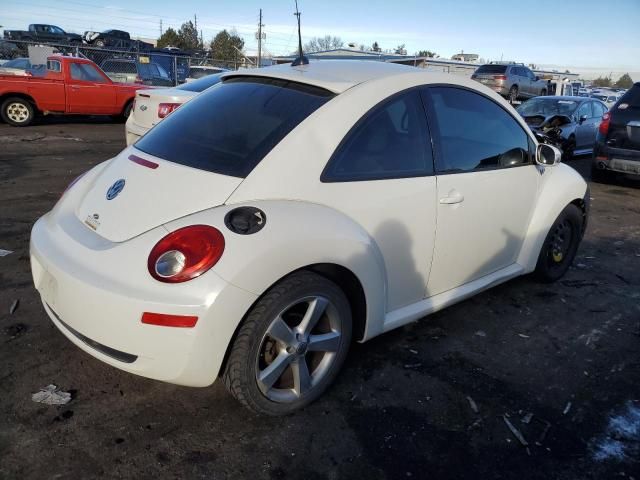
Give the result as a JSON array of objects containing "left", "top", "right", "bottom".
[
  {"left": 74, "top": 149, "right": 242, "bottom": 242},
  {"left": 472, "top": 65, "right": 507, "bottom": 86},
  {"left": 606, "top": 85, "right": 640, "bottom": 153},
  {"left": 132, "top": 88, "right": 197, "bottom": 130}
]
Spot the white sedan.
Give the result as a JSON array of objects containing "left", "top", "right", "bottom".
[
  {"left": 31, "top": 60, "right": 589, "bottom": 415},
  {"left": 125, "top": 73, "right": 224, "bottom": 146}
]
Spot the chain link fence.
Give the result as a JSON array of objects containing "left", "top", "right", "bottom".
[{"left": 1, "top": 39, "right": 256, "bottom": 86}]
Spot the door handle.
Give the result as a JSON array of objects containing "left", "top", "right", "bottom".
[
  {"left": 439, "top": 191, "right": 464, "bottom": 205},
  {"left": 70, "top": 86, "right": 79, "bottom": 90}
]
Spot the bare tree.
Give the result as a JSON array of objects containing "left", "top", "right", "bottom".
[{"left": 303, "top": 35, "right": 344, "bottom": 53}]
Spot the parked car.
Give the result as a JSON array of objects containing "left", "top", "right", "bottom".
[
  {"left": 0, "top": 58, "right": 45, "bottom": 76},
  {"left": 3, "top": 24, "right": 82, "bottom": 44},
  {"left": 591, "top": 93, "right": 621, "bottom": 108},
  {"left": 517, "top": 96, "right": 608, "bottom": 159},
  {"left": 592, "top": 82, "right": 640, "bottom": 181},
  {"left": 83, "top": 29, "right": 153, "bottom": 50},
  {"left": 0, "top": 56, "right": 149, "bottom": 126},
  {"left": 186, "top": 66, "right": 229, "bottom": 82},
  {"left": 100, "top": 58, "right": 174, "bottom": 87},
  {"left": 471, "top": 63, "right": 548, "bottom": 102},
  {"left": 30, "top": 61, "right": 589, "bottom": 415},
  {"left": 125, "top": 73, "right": 224, "bottom": 145}
]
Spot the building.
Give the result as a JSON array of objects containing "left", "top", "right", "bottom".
[{"left": 451, "top": 52, "right": 479, "bottom": 62}]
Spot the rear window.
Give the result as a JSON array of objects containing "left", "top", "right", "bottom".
[
  {"left": 475, "top": 65, "right": 507, "bottom": 74},
  {"left": 135, "top": 77, "right": 334, "bottom": 178},
  {"left": 619, "top": 85, "right": 640, "bottom": 108},
  {"left": 176, "top": 73, "right": 224, "bottom": 92}
]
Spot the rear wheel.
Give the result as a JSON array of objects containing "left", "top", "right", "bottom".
[
  {"left": 535, "top": 204, "right": 583, "bottom": 282},
  {"left": 95, "top": 39, "right": 106, "bottom": 48},
  {"left": 1, "top": 97, "right": 35, "bottom": 126},
  {"left": 223, "top": 271, "right": 352, "bottom": 416},
  {"left": 509, "top": 85, "right": 518, "bottom": 103}
]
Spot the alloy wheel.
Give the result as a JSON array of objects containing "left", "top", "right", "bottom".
[
  {"left": 6, "top": 102, "right": 30, "bottom": 123},
  {"left": 255, "top": 296, "right": 343, "bottom": 403}
]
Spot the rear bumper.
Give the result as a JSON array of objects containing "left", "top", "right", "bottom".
[
  {"left": 30, "top": 210, "right": 258, "bottom": 387},
  {"left": 124, "top": 117, "right": 149, "bottom": 146},
  {"left": 593, "top": 142, "right": 640, "bottom": 176}
]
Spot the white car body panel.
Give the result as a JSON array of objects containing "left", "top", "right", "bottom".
[{"left": 30, "top": 60, "right": 589, "bottom": 387}]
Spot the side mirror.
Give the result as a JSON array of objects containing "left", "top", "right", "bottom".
[
  {"left": 579, "top": 114, "right": 588, "bottom": 124},
  {"left": 536, "top": 144, "right": 562, "bottom": 166}
]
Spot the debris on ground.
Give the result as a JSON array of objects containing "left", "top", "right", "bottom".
[
  {"left": 474, "top": 330, "right": 487, "bottom": 337},
  {"left": 521, "top": 412, "right": 534, "bottom": 424},
  {"left": 0, "top": 249, "right": 13, "bottom": 257},
  {"left": 503, "top": 415, "right": 529, "bottom": 446},
  {"left": 518, "top": 333, "right": 530, "bottom": 338},
  {"left": 31, "top": 385, "right": 72, "bottom": 405},
  {"left": 563, "top": 402, "right": 573, "bottom": 415},
  {"left": 9, "top": 299, "right": 19, "bottom": 315},
  {"left": 466, "top": 396, "right": 479, "bottom": 414},
  {"left": 403, "top": 363, "right": 422, "bottom": 369}
]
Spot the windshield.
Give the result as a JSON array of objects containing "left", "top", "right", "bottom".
[
  {"left": 517, "top": 98, "right": 578, "bottom": 117},
  {"left": 176, "top": 73, "right": 224, "bottom": 92},
  {"left": 135, "top": 77, "right": 334, "bottom": 178},
  {"left": 475, "top": 65, "right": 507, "bottom": 74}
]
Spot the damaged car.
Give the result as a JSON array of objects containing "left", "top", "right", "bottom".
[{"left": 517, "top": 96, "right": 608, "bottom": 159}]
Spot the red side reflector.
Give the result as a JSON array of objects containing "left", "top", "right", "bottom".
[
  {"left": 141, "top": 312, "right": 198, "bottom": 328},
  {"left": 129, "top": 154, "right": 158, "bottom": 169}
]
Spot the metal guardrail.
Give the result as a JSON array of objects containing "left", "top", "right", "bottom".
[{"left": 1, "top": 39, "right": 252, "bottom": 86}]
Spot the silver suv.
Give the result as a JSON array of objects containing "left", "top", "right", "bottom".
[{"left": 472, "top": 63, "right": 548, "bottom": 102}]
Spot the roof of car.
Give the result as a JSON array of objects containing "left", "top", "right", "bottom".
[{"left": 222, "top": 60, "right": 418, "bottom": 94}]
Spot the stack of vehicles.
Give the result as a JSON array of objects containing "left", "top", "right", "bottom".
[
  {"left": 82, "top": 29, "right": 153, "bottom": 50},
  {"left": 0, "top": 55, "right": 149, "bottom": 126}
]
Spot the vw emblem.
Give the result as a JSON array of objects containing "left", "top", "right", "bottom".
[
  {"left": 139, "top": 105, "right": 147, "bottom": 111},
  {"left": 106, "top": 179, "right": 126, "bottom": 200}
]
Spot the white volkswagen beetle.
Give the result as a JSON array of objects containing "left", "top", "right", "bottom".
[{"left": 30, "top": 60, "right": 589, "bottom": 415}]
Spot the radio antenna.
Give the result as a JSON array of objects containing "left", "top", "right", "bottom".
[{"left": 292, "top": 0, "right": 308, "bottom": 66}]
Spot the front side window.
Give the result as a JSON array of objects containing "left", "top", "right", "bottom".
[
  {"left": 135, "top": 77, "right": 333, "bottom": 178},
  {"left": 425, "top": 86, "right": 530, "bottom": 172},
  {"left": 576, "top": 102, "right": 593, "bottom": 119},
  {"left": 322, "top": 90, "right": 433, "bottom": 182}
]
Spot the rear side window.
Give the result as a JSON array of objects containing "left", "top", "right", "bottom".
[
  {"left": 135, "top": 77, "right": 334, "bottom": 178},
  {"left": 619, "top": 85, "right": 640, "bottom": 108},
  {"left": 475, "top": 65, "right": 507, "bottom": 74},
  {"left": 424, "top": 86, "right": 530, "bottom": 172},
  {"left": 47, "top": 60, "right": 61, "bottom": 72},
  {"left": 322, "top": 90, "right": 433, "bottom": 182}
]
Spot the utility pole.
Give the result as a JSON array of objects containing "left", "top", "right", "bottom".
[
  {"left": 257, "top": 9, "right": 264, "bottom": 68},
  {"left": 194, "top": 14, "right": 197, "bottom": 31},
  {"left": 159, "top": 19, "right": 163, "bottom": 37}
]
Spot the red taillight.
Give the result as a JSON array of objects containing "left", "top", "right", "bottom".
[
  {"left": 157, "top": 102, "right": 181, "bottom": 119},
  {"left": 493, "top": 75, "right": 507, "bottom": 80},
  {"left": 599, "top": 112, "right": 611, "bottom": 135},
  {"left": 148, "top": 225, "right": 225, "bottom": 283},
  {"left": 141, "top": 312, "right": 198, "bottom": 328}
]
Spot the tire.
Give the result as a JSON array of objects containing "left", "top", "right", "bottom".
[
  {"left": 1, "top": 97, "right": 35, "bottom": 127},
  {"left": 509, "top": 85, "right": 518, "bottom": 103},
  {"left": 562, "top": 135, "right": 576, "bottom": 161},
  {"left": 122, "top": 101, "right": 133, "bottom": 119},
  {"left": 534, "top": 204, "right": 583, "bottom": 283},
  {"left": 223, "top": 271, "right": 352, "bottom": 416},
  {"left": 95, "top": 39, "right": 106, "bottom": 48}
]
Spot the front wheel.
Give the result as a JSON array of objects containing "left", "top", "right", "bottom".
[
  {"left": 223, "top": 271, "right": 352, "bottom": 415},
  {"left": 1, "top": 97, "right": 35, "bottom": 126},
  {"left": 508, "top": 85, "right": 519, "bottom": 103},
  {"left": 562, "top": 135, "right": 576, "bottom": 161},
  {"left": 534, "top": 204, "right": 583, "bottom": 282}
]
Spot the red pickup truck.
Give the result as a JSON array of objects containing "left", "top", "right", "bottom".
[{"left": 0, "top": 56, "right": 150, "bottom": 126}]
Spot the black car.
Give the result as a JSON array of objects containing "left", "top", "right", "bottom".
[
  {"left": 83, "top": 29, "right": 153, "bottom": 50},
  {"left": 3, "top": 24, "right": 82, "bottom": 44},
  {"left": 592, "top": 82, "right": 640, "bottom": 182},
  {"left": 517, "top": 96, "right": 608, "bottom": 159}
]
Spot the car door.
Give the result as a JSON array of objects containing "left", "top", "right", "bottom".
[
  {"left": 66, "top": 62, "right": 117, "bottom": 114},
  {"left": 514, "top": 67, "right": 529, "bottom": 97},
  {"left": 422, "top": 86, "right": 540, "bottom": 297},
  {"left": 574, "top": 101, "right": 598, "bottom": 150},
  {"left": 318, "top": 89, "right": 438, "bottom": 311}
]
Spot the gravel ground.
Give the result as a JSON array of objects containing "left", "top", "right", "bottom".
[{"left": 1, "top": 118, "right": 639, "bottom": 480}]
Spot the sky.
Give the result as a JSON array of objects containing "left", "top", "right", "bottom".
[{"left": 2, "top": 0, "right": 640, "bottom": 80}]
